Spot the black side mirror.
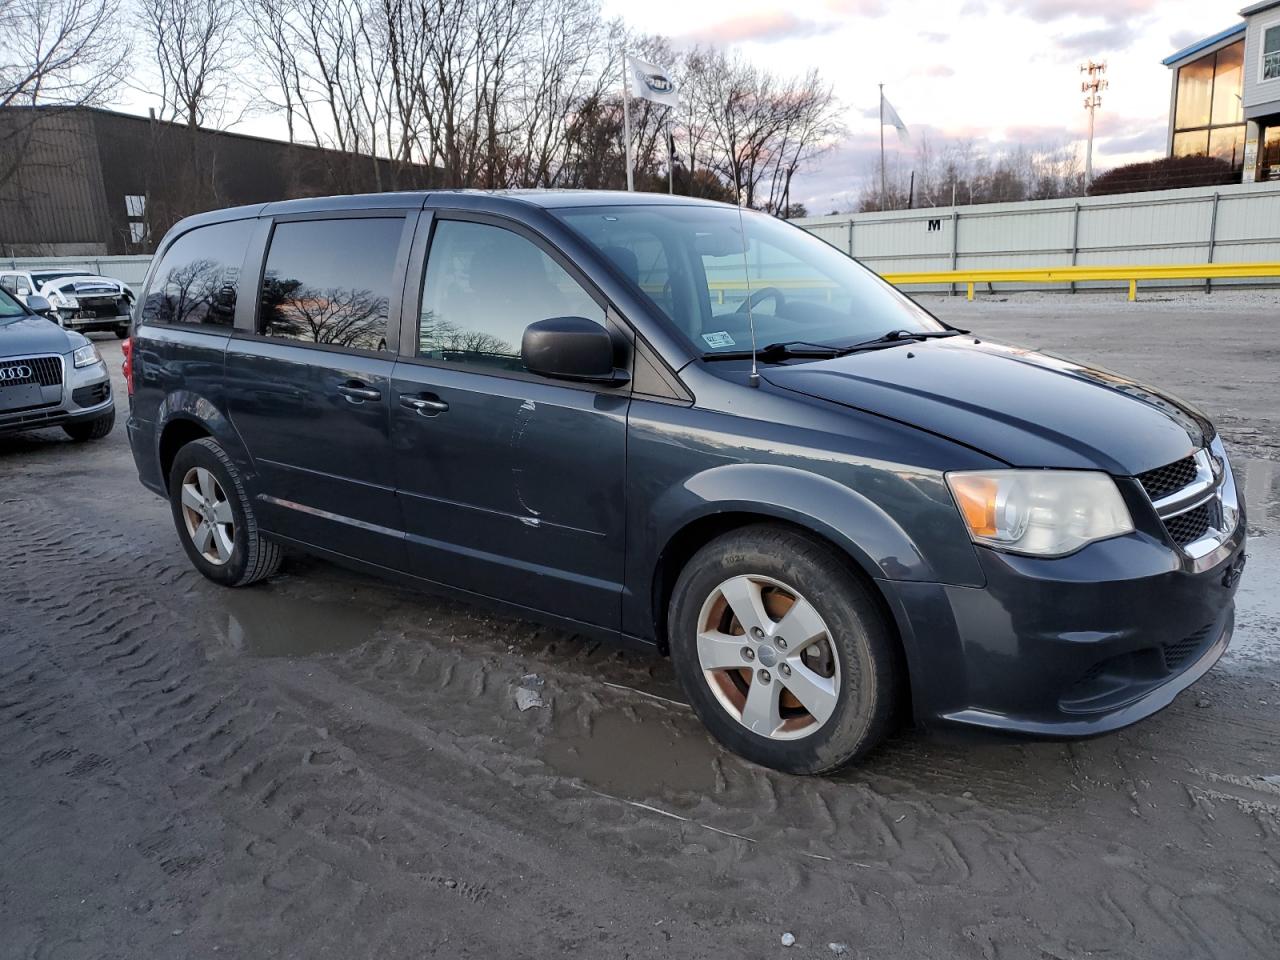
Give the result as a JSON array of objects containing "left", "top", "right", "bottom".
[
  {"left": 26, "top": 294, "right": 54, "bottom": 316},
  {"left": 521, "top": 316, "right": 628, "bottom": 385}
]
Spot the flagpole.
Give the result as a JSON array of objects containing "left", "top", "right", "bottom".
[
  {"left": 667, "top": 110, "right": 674, "bottom": 195},
  {"left": 622, "top": 44, "right": 635, "bottom": 192},
  {"left": 879, "top": 82, "right": 885, "bottom": 211}
]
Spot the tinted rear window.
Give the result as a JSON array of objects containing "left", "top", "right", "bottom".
[
  {"left": 258, "top": 217, "right": 402, "bottom": 353},
  {"left": 142, "top": 219, "right": 254, "bottom": 326}
]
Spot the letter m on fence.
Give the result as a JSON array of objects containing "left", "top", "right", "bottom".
[{"left": 927, "top": 219, "right": 941, "bottom": 232}]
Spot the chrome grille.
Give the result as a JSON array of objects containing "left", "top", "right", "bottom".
[
  {"left": 0, "top": 355, "right": 62, "bottom": 387},
  {"left": 1136, "top": 456, "right": 1197, "bottom": 501},
  {"left": 1138, "top": 443, "right": 1237, "bottom": 558}
]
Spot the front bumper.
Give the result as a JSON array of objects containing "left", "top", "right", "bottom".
[
  {"left": 0, "top": 360, "right": 114, "bottom": 435},
  {"left": 883, "top": 515, "right": 1246, "bottom": 737},
  {"left": 57, "top": 308, "right": 130, "bottom": 332}
]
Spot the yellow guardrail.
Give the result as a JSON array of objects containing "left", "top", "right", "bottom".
[{"left": 880, "top": 263, "right": 1280, "bottom": 302}]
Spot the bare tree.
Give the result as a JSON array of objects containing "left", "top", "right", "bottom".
[
  {"left": 137, "top": 0, "right": 242, "bottom": 129},
  {"left": 0, "top": 0, "right": 129, "bottom": 189}
]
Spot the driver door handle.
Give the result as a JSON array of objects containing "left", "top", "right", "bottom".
[
  {"left": 400, "top": 393, "right": 449, "bottom": 416},
  {"left": 337, "top": 382, "right": 381, "bottom": 403}
]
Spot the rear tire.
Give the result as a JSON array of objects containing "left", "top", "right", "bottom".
[
  {"left": 668, "top": 524, "right": 900, "bottom": 775},
  {"left": 168, "top": 437, "right": 282, "bottom": 587},
  {"left": 63, "top": 409, "right": 115, "bottom": 441},
  {"left": 114, "top": 325, "right": 129, "bottom": 339}
]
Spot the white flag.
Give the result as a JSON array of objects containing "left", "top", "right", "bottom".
[
  {"left": 881, "top": 93, "right": 910, "bottom": 144},
  {"left": 628, "top": 56, "right": 679, "bottom": 109}
]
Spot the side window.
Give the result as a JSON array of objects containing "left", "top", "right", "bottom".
[
  {"left": 259, "top": 217, "right": 401, "bottom": 352},
  {"left": 142, "top": 219, "right": 253, "bottom": 326},
  {"left": 1, "top": 274, "right": 30, "bottom": 296},
  {"left": 418, "top": 219, "right": 605, "bottom": 371}
]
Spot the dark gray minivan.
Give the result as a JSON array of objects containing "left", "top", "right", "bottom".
[{"left": 126, "top": 191, "right": 1246, "bottom": 773}]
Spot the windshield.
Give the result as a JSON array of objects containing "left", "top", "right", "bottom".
[
  {"left": 0, "top": 287, "right": 28, "bottom": 320},
  {"left": 554, "top": 204, "right": 941, "bottom": 356},
  {"left": 30, "top": 271, "right": 74, "bottom": 287}
]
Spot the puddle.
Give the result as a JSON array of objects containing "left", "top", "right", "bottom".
[
  {"left": 1216, "top": 458, "right": 1280, "bottom": 669},
  {"left": 207, "top": 584, "right": 386, "bottom": 658},
  {"left": 1235, "top": 457, "right": 1280, "bottom": 533},
  {"left": 542, "top": 704, "right": 718, "bottom": 798}
]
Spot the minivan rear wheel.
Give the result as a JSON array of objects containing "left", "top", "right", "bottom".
[
  {"left": 668, "top": 525, "right": 899, "bottom": 774},
  {"left": 168, "top": 437, "right": 282, "bottom": 587}
]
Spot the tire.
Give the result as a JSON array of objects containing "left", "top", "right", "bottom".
[
  {"left": 114, "top": 325, "right": 129, "bottom": 339},
  {"left": 167, "top": 437, "right": 282, "bottom": 587},
  {"left": 668, "top": 524, "right": 900, "bottom": 775},
  {"left": 63, "top": 409, "right": 115, "bottom": 441}
]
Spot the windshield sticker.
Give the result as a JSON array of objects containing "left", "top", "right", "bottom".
[{"left": 701, "top": 331, "right": 736, "bottom": 348}]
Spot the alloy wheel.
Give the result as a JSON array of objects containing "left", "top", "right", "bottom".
[
  {"left": 695, "top": 574, "right": 841, "bottom": 740},
  {"left": 180, "top": 466, "right": 235, "bottom": 566}
]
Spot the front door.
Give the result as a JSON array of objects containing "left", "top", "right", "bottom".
[
  {"left": 390, "top": 213, "right": 630, "bottom": 629},
  {"left": 225, "top": 211, "right": 416, "bottom": 566}
]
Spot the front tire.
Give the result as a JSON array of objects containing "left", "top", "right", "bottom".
[
  {"left": 63, "top": 409, "right": 115, "bottom": 441},
  {"left": 168, "top": 437, "right": 282, "bottom": 587},
  {"left": 668, "top": 524, "right": 900, "bottom": 775}
]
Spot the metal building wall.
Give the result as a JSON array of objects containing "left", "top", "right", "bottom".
[
  {"left": 0, "top": 111, "right": 111, "bottom": 256},
  {"left": 794, "top": 181, "right": 1280, "bottom": 292}
]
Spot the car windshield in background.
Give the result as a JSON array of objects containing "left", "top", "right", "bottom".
[
  {"left": 0, "top": 288, "right": 28, "bottom": 320},
  {"left": 555, "top": 204, "right": 942, "bottom": 356},
  {"left": 30, "top": 272, "right": 74, "bottom": 287}
]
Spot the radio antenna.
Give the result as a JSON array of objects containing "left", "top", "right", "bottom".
[{"left": 731, "top": 164, "right": 760, "bottom": 387}]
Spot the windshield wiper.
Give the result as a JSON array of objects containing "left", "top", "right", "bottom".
[
  {"left": 702, "top": 340, "right": 845, "bottom": 362},
  {"left": 703, "top": 329, "right": 969, "bottom": 363},
  {"left": 837, "top": 328, "right": 966, "bottom": 353}
]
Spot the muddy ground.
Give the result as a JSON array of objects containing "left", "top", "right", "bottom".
[{"left": 2, "top": 291, "right": 1278, "bottom": 960}]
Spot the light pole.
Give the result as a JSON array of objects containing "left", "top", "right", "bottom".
[{"left": 1081, "top": 61, "right": 1108, "bottom": 187}]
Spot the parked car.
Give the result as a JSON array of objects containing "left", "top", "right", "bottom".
[
  {"left": 0, "top": 287, "right": 115, "bottom": 441},
  {"left": 125, "top": 191, "right": 1245, "bottom": 774},
  {"left": 0, "top": 270, "right": 134, "bottom": 338}
]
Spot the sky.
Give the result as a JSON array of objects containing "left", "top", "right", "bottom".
[{"left": 601, "top": 0, "right": 1248, "bottom": 211}]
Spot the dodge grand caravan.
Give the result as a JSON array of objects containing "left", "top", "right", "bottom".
[{"left": 126, "top": 191, "right": 1246, "bottom": 774}]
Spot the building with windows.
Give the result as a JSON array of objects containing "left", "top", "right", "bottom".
[{"left": 1165, "top": 1, "right": 1280, "bottom": 183}]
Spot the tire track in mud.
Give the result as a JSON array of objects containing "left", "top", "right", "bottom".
[{"left": 3, "top": 473, "right": 1279, "bottom": 958}]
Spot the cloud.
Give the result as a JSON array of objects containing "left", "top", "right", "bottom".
[
  {"left": 1005, "top": 0, "right": 1157, "bottom": 26},
  {"left": 680, "top": 12, "right": 828, "bottom": 44},
  {"left": 824, "top": 0, "right": 888, "bottom": 14},
  {"left": 1055, "top": 27, "right": 1136, "bottom": 57},
  {"left": 1168, "top": 29, "right": 1201, "bottom": 51},
  {"left": 1098, "top": 125, "right": 1167, "bottom": 156},
  {"left": 920, "top": 30, "right": 949, "bottom": 42},
  {"left": 914, "top": 64, "right": 956, "bottom": 78}
]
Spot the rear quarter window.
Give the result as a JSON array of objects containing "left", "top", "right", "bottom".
[{"left": 142, "top": 219, "right": 254, "bottom": 327}]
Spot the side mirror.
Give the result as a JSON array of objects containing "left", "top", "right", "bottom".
[
  {"left": 521, "top": 316, "right": 628, "bottom": 385},
  {"left": 25, "top": 295, "right": 54, "bottom": 316}
]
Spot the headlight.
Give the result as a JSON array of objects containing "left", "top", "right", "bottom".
[
  {"left": 946, "top": 470, "right": 1134, "bottom": 557},
  {"left": 72, "top": 343, "right": 101, "bottom": 368},
  {"left": 54, "top": 291, "right": 79, "bottom": 308}
]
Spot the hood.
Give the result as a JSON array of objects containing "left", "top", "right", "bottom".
[
  {"left": 762, "top": 337, "right": 1212, "bottom": 475},
  {"left": 0, "top": 314, "right": 73, "bottom": 357}
]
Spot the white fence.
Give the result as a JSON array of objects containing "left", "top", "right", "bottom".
[
  {"left": 7, "top": 182, "right": 1280, "bottom": 297},
  {"left": 1, "top": 254, "right": 152, "bottom": 288},
  {"left": 793, "top": 181, "right": 1280, "bottom": 293}
]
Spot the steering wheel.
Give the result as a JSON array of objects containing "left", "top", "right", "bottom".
[{"left": 736, "top": 286, "right": 785, "bottom": 314}]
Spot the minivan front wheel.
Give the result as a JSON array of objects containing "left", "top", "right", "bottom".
[
  {"left": 168, "top": 437, "right": 282, "bottom": 587},
  {"left": 668, "top": 525, "right": 899, "bottom": 774}
]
